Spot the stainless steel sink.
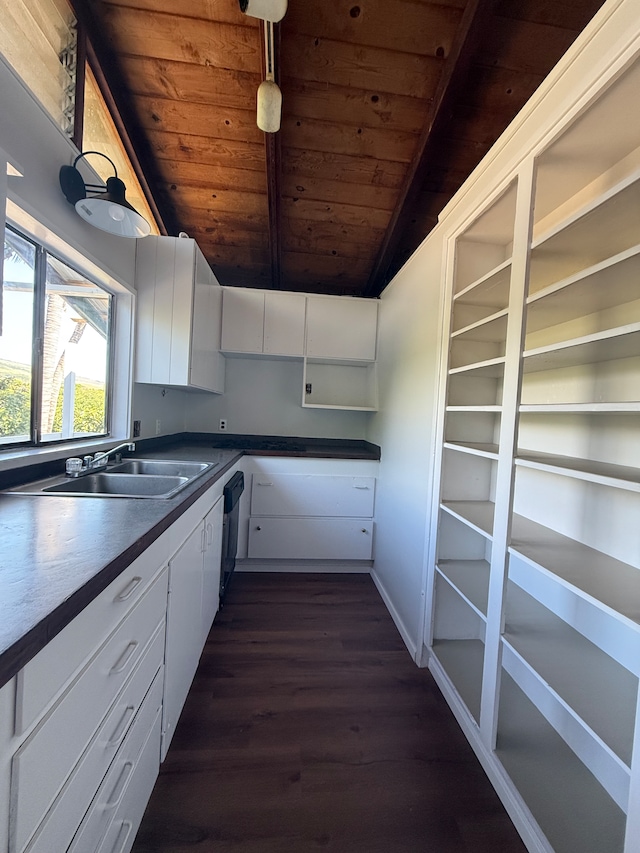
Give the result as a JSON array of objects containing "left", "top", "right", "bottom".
[
  {"left": 3, "top": 458, "right": 218, "bottom": 498},
  {"left": 108, "top": 459, "right": 209, "bottom": 478},
  {"left": 43, "top": 472, "right": 189, "bottom": 498}
]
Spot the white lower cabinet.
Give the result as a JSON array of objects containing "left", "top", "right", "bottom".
[
  {"left": 2, "top": 473, "right": 231, "bottom": 853},
  {"left": 248, "top": 517, "right": 373, "bottom": 560},
  {"left": 241, "top": 460, "right": 378, "bottom": 566}
]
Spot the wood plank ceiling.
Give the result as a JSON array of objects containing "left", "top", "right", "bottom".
[{"left": 79, "top": 0, "right": 606, "bottom": 297}]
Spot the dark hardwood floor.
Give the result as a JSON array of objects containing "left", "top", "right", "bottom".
[{"left": 133, "top": 573, "right": 528, "bottom": 853}]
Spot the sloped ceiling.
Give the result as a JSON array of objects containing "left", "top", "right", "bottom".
[{"left": 77, "top": 0, "right": 606, "bottom": 297}]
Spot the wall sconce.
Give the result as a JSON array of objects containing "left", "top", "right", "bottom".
[{"left": 59, "top": 151, "right": 150, "bottom": 238}]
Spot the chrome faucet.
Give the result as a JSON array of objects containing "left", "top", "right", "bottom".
[{"left": 65, "top": 442, "right": 135, "bottom": 477}]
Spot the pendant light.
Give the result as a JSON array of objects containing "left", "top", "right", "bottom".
[
  {"left": 239, "top": 0, "right": 286, "bottom": 133},
  {"left": 59, "top": 151, "right": 151, "bottom": 238},
  {"left": 257, "top": 22, "right": 282, "bottom": 133}
]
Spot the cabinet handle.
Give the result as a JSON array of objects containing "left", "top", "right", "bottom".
[
  {"left": 114, "top": 576, "right": 143, "bottom": 602},
  {"left": 108, "top": 822, "right": 133, "bottom": 853},
  {"left": 256, "top": 481, "right": 273, "bottom": 486},
  {"left": 354, "top": 485, "right": 369, "bottom": 490},
  {"left": 110, "top": 641, "right": 139, "bottom": 675},
  {"left": 207, "top": 521, "right": 213, "bottom": 546},
  {"left": 107, "top": 705, "right": 135, "bottom": 746},
  {"left": 105, "top": 762, "right": 133, "bottom": 808},
  {"left": 256, "top": 525, "right": 261, "bottom": 531},
  {"left": 361, "top": 528, "right": 368, "bottom": 534}
]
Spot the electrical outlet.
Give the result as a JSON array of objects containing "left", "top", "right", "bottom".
[
  {"left": 155, "top": 419, "right": 162, "bottom": 435},
  {"left": 219, "top": 418, "right": 227, "bottom": 431},
  {"left": 133, "top": 420, "right": 141, "bottom": 437}
]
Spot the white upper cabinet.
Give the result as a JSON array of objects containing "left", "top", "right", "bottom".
[
  {"left": 305, "top": 296, "right": 378, "bottom": 361},
  {"left": 135, "top": 236, "right": 225, "bottom": 393},
  {"left": 221, "top": 288, "right": 306, "bottom": 357}
]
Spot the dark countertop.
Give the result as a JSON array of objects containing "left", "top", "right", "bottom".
[{"left": 0, "top": 434, "right": 379, "bottom": 689}]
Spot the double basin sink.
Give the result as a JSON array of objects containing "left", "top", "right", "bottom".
[{"left": 6, "top": 459, "right": 217, "bottom": 499}]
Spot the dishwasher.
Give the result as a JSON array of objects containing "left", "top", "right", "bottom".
[{"left": 219, "top": 471, "right": 244, "bottom": 604}]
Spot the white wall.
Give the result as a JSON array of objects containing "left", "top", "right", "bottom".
[
  {"left": 185, "top": 357, "right": 371, "bottom": 438},
  {"left": 132, "top": 384, "right": 189, "bottom": 439},
  {"left": 0, "top": 58, "right": 137, "bottom": 289},
  {"left": 367, "top": 232, "right": 445, "bottom": 659}
]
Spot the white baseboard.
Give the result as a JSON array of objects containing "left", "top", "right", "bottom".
[
  {"left": 428, "top": 653, "right": 553, "bottom": 853},
  {"left": 235, "top": 559, "right": 373, "bottom": 573},
  {"left": 370, "top": 569, "right": 418, "bottom": 661}
]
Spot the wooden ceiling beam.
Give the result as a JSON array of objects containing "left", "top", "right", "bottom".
[
  {"left": 262, "top": 22, "right": 283, "bottom": 290},
  {"left": 363, "top": 0, "right": 497, "bottom": 297}
]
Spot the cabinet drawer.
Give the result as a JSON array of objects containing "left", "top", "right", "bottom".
[
  {"left": 68, "top": 673, "right": 163, "bottom": 853},
  {"left": 248, "top": 518, "right": 374, "bottom": 560},
  {"left": 11, "top": 570, "right": 167, "bottom": 853},
  {"left": 24, "top": 630, "right": 164, "bottom": 853},
  {"left": 16, "top": 535, "right": 169, "bottom": 735},
  {"left": 250, "top": 474, "right": 375, "bottom": 517},
  {"left": 94, "top": 712, "right": 162, "bottom": 853}
]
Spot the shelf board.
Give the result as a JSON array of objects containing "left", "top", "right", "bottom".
[
  {"left": 522, "top": 324, "right": 640, "bottom": 372},
  {"left": 505, "top": 582, "right": 637, "bottom": 769},
  {"left": 502, "top": 642, "right": 630, "bottom": 813},
  {"left": 516, "top": 450, "right": 640, "bottom": 492},
  {"left": 497, "top": 672, "right": 627, "bottom": 853},
  {"left": 519, "top": 402, "right": 640, "bottom": 413},
  {"left": 449, "top": 356, "right": 505, "bottom": 377},
  {"left": 436, "top": 560, "right": 490, "bottom": 617},
  {"left": 441, "top": 500, "right": 494, "bottom": 538},
  {"left": 451, "top": 309, "right": 509, "bottom": 341},
  {"left": 302, "top": 403, "right": 377, "bottom": 412},
  {"left": 526, "top": 244, "right": 640, "bottom": 326},
  {"left": 446, "top": 405, "right": 502, "bottom": 413},
  {"left": 444, "top": 441, "right": 499, "bottom": 459},
  {"left": 531, "top": 170, "right": 640, "bottom": 259},
  {"left": 453, "top": 258, "right": 511, "bottom": 307},
  {"left": 509, "top": 514, "right": 640, "bottom": 630},
  {"left": 431, "top": 638, "right": 484, "bottom": 723}
]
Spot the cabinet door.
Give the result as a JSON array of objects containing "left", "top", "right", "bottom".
[
  {"left": 162, "top": 521, "right": 205, "bottom": 759},
  {"left": 201, "top": 495, "right": 224, "bottom": 644},
  {"left": 306, "top": 296, "right": 378, "bottom": 360},
  {"left": 250, "top": 474, "right": 375, "bottom": 517},
  {"left": 248, "top": 518, "right": 374, "bottom": 560},
  {"left": 190, "top": 261, "right": 224, "bottom": 393},
  {"left": 221, "top": 288, "right": 265, "bottom": 353},
  {"left": 263, "top": 291, "right": 306, "bottom": 356}
]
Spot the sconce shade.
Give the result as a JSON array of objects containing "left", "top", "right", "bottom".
[
  {"left": 239, "top": 0, "right": 287, "bottom": 22},
  {"left": 75, "top": 177, "right": 151, "bottom": 238},
  {"left": 257, "top": 79, "right": 282, "bottom": 133},
  {"left": 59, "top": 152, "right": 150, "bottom": 238}
]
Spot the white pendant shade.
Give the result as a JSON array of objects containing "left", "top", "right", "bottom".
[
  {"left": 257, "top": 79, "right": 282, "bottom": 133},
  {"left": 239, "top": 0, "right": 287, "bottom": 22}
]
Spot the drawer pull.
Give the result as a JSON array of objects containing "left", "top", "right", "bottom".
[
  {"left": 106, "top": 762, "right": 133, "bottom": 808},
  {"left": 354, "top": 485, "right": 369, "bottom": 490},
  {"left": 115, "top": 576, "right": 143, "bottom": 602},
  {"left": 107, "top": 705, "right": 135, "bottom": 746},
  {"left": 110, "top": 641, "right": 139, "bottom": 675},
  {"left": 256, "top": 525, "right": 261, "bottom": 531},
  {"left": 361, "top": 528, "right": 368, "bottom": 534},
  {"left": 256, "top": 481, "right": 273, "bottom": 486},
  {"left": 108, "top": 821, "right": 133, "bottom": 853}
]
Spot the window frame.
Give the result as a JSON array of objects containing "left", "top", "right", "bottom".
[{"left": 1, "top": 199, "right": 135, "bottom": 472}]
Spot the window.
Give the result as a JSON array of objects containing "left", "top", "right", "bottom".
[{"left": 1, "top": 225, "right": 112, "bottom": 447}]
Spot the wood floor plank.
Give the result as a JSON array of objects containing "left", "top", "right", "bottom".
[{"left": 132, "top": 573, "right": 528, "bottom": 853}]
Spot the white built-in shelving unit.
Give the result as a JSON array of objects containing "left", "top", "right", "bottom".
[{"left": 425, "top": 31, "right": 640, "bottom": 853}]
